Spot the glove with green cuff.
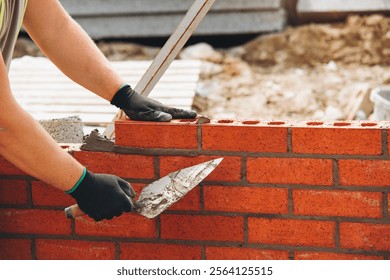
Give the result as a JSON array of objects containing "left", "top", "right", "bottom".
[
  {"left": 111, "top": 84, "right": 197, "bottom": 121},
  {"left": 66, "top": 168, "right": 136, "bottom": 221}
]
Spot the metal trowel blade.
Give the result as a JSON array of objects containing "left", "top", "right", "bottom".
[{"left": 136, "top": 157, "right": 223, "bottom": 218}]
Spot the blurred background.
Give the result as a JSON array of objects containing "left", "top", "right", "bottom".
[{"left": 12, "top": 0, "right": 390, "bottom": 126}]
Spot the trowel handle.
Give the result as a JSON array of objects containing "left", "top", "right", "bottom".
[
  {"left": 64, "top": 204, "right": 85, "bottom": 219},
  {"left": 65, "top": 197, "right": 137, "bottom": 218}
]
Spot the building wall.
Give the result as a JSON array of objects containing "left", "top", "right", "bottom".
[
  {"left": 56, "top": 0, "right": 390, "bottom": 39},
  {"left": 294, "top": 0, "right": 390, "bottom": 23},
  {"left": 59, "top": 0, "right": 286, "bottom": 39},
  {"left": 0, "top": 119, "right": 389, "bottom": 260}
]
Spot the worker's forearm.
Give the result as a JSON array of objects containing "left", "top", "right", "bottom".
[
  {"left": 0, "top": 52, "right": 83, "bottom": 191},
  {"left": 0, "top": 107, "right": 84, "bottom": 191},
  {"left": 0, "top": 102, "right": 84, "bottom": 191},
  {"left": 23, "top": 0, "right": 124, "bottom": 101},
  {"left": 0, "top": 44, "right": 83, "bottom": 191}
]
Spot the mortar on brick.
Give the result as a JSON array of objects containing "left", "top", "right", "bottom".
[{"left": 80, "top": 129, "right": 114, "bottom": 152}]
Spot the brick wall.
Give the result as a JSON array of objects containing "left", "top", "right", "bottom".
[{"left": 0, "top": 119, "right": 389, "bottom": 260}]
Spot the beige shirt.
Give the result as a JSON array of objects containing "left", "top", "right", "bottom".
[{"left": 0, "top": 0, "right": 27, "bottom": 71}]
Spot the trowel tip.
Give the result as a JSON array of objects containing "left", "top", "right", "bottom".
[{"left": 212, "top": 157, "right": 224, "bottom": 165}]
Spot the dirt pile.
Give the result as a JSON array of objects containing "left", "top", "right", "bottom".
[{"left": 243, "top": 14, "right": 390, "bottom": 67}]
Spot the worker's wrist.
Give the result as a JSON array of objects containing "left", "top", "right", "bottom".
[
  {"left": 110, "top": 83, "right": 136, "bottom": 108},
  {"left": 65, "top": 167, "right": 87, "bottom": 194},
  {"left": 117, "top": 83, "right": 129, "bottom": 92}
]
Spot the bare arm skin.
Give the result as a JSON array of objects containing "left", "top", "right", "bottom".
[
  {"left": 0, "top": 54, "right": 84, "bottom": 191},
  {"left": 0, "top": 58, "right": 135, "bottom": 219},
  {"left": 0, "top": 0, "right": 115, "bottom": 192},
  {"left": 0, "top": 0, "right": 139, "bottom": 217},
  {"left": 23, "top": 0, "right": 125, "bottom": 101}
]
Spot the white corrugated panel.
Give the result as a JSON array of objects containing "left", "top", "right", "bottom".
[{"left": 9, "top": 56, "right": 201, "bottom": 130}]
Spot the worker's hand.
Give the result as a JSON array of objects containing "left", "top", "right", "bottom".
[
  {"left": 110, "top": 84, "right": 197, "bottom": 121},
  {"left": 68, "top": 169, "right": 136, "bottom": 221}
]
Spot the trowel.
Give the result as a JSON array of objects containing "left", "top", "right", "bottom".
[{"left": 65, "top": 157, "right": 223, "bottom": 219}]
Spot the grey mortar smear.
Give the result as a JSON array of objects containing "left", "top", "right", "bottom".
[{"left": 80, "top": 129, "right": 114, "bottom": 152}]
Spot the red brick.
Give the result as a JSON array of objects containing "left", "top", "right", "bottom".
[
  {"left": 293, "top": 190, "right": 382, "bottom": 218},
  {"left": 206, "top": 247, "right": 289, "bottom": 260},
  {"left": 247, "top": 158, "right": 333, "bottom": 186},
  {"left": 161, "top": 214, "right": 244, "bottom": 242},
  {"left": 339, "top": 160, "right": 390, "bottom": 187},
  {"left": 75, "top": 213, "right": 156, "bottom": 238},
  {"left": 0, "top": 239, "right": 31, "bottom": 260},
  {"left": 292, "top": 128, "right": 382, "bottom": 155},
  {"left": 35, "top": 239, "right": 115, "bottom": 260},
  {"left": 388, "top": 194, "right": 390, "bottom": 217},
  {"left": 0, "top": 156, "right": 25, "bottom": 175},
  {"left": 388, "top": 129, "right": 390, "bottom": 155},
  {"left": 202, "top": 125, "right": 287, "bottom": 153},
  {"left": 204, "top": 186, "right": 288, "bottom": 214},
  {"left": 168, "top": 188, "right": 200, "bottom": 211},
  {"left": 115, "top": 120, "right": 198, "bottom": 149},
  {"left": 159, "top": 156, "right": 242, "bottom": 182},
  {"left": 120, "top": 243, "right": 201, "bottom": 260},
  {"left": 73, "top": 151, "right": 155, "bottom": 179},
  {"left": 0, "top": 180, "right": 28, "bottom": 205},
  {"left": 32, "top": 181, "right": 74, "bottom": 207},
  {"left": 0, "top": 209, "right": 71, "bottom": 235},
  {"left": 248, "top": 218, "right": 335, "bottom": 247},
  {"left": 340, "top": 222, "right": 390, "bottom": 251},
  {"left": 0, "top": 146, "right": 70, "bottom": 176},
  {"left": 295, "top": 251, "right": 383, "bottom": 260}
]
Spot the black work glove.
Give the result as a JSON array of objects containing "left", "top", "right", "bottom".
[
  {"left": 111, "top": 84, "right": 197, "bottom": 121},
  {"left": 68, "top": 169, "right": 136, "bottom": 221}
]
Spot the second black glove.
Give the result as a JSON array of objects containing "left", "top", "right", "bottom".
[{"left": 110, "top": 84, "right": 197, "bottom": 121}]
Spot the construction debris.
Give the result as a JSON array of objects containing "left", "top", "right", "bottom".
[
  {"left": 193, "top": 14, "right": 390, "bottom": 120},
  {"left": 242, "top": 14, "right": 390, "bottom": 66}
]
